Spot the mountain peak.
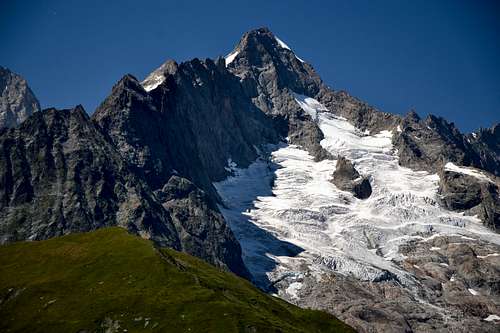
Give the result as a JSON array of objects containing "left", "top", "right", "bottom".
[
  {"left": 0, "top": 66, "right": 40, "bottom": 129},
  {"left": 141, "top": 60, "right": 178, "bottom": 92},
  {"left": 225, "top": 27, "right": 305, "bottom": 67}
]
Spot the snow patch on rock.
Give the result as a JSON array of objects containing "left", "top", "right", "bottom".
[
  {"left": 286, "top": 282, "right": 303, "bottom": 299},
  {"left": 225, "top": 50, "right": 239, "bottom": 66},
  {"left": 468, "top": 288, "right": 479, "bottom": 296},
  {"left": 477, "top": 253, "right": 499, "bottom": 259},
  {"left": 275, "top": 36, "right": 291, "bottom": 50},
  {"left": 141, "top": 72, "right": 165, "bottom": 92},
  {"left": 275, "top": 36, "right": 305, "bottom": 63},
  {"left": 444, "top": 162, "right": 494, "bottom": 184},
  {"left": 293, "top": 94, "right": 328, "bottom": 121},
  {"left": 484, "top": 314, "right": 500, "bottom": 322}
]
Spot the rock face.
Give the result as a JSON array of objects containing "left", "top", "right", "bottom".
[
  {"left": 93, "top": 60, "right": 280, "bottom": 202},
  {"left": 467, "top": 123, "right": 500, "bottom": 176},
  {"left": 438, "top": 165, "right": 499, "bottom": 231},
  {"left": 393, "top": 111, "right": 484, "bottom": 173},
  {"left": 225, "top": 27, "right": 332, "bottom": 161},
  {"left": 156, "top": 175, "right": 250, "bottom": 278},
  {"left": 91, "top": 60, "right": 283, "bottom": 278},
  {"left": 0, "top": 106, "right": 249, "bottom": 277},
  {"left": 332, "top": 156, "right": 372, "bottom": 199},
  {"left": 317, "top": 89, "right": 401, "bottom": 135},
  {"left": 0, "top": 106, "right": 178, "bottom": 246},
  {"left": 0, "top": 66, "right": 40, "bottom": 129}
]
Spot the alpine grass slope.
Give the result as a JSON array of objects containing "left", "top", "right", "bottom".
[{"left": 0, "top": 227, "right": 354, "bottom": 333}]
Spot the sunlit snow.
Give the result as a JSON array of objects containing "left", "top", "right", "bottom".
[
  {"left": 285, "top": 282, "right": 303, "bottom": 299},
  {"left": 477, "top": 253, "right": 499, "bottom": 259},
  {"left": 225, "top": 50, "right": 239, "bottom": 66},
  {"left": 214, "top": 93, "right": 500, "bottom": 293},
  {"left": 468, "top": 288, "right": 479, "bottom": 296},
  {"left": 444, "top": 162, "right": 495, "bottom": 184},
  {"left": 274, "top": 36, "right": 305, "bottom": 63},
  {"left": 293, "top": 94, "right": 328, "bottom": 121},
  {"left": 275, "top": 36, "right": 291, "bottom": 50},
  {"left": 141, "top": 68, "right": 166, "bottom": 92}
]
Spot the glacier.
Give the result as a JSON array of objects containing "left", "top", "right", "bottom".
[{"left": 214, "top": 94, "right": 500, "bottom": 314}]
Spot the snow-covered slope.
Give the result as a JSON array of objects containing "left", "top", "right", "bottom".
[{"left": 214, "top": 94, "right": 500, "bottom": 331}]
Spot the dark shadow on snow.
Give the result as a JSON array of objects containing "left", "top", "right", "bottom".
[{"left": 218, "top": 143, "right": 305, "bottom": 292}]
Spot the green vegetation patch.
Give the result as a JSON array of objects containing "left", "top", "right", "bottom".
[{"left": 0, "top": 227, "right": 354, "bottom": 332}]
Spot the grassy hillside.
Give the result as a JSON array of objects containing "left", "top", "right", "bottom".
[{"left": 0, "top": 227, "right": 354, "bottom": 332}]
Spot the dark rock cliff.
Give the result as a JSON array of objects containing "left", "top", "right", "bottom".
[
  {"left": 393, "top": 111, "right": 485, "bottom": 173},
  {"left": 156, "top": 175, "right": 250, "bottom": 278},
  {"left": 0, "top": 106, "right": 178, "bottom": 246},
  {"left": 438, "top": 166, "right": 499, "bottom": 231},
  {"left": 0, "top": 106, "right": 249, "bottom": 277},
  {"left": 467, "top": 123, "right": 500, "bottom": 176},
  {"left": 93, "top": 59, "right": 279, "bottom": 201}
]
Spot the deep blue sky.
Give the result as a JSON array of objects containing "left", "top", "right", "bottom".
[{"left": 1, "top": 0, "right": 499, "bottom": 132}]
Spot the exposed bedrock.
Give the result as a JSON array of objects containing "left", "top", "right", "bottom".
[
  {"left": 332, "top": 155, "right": 372, "bottom": 199},
  {"left": 155, "top": 175, "right": 251, "bottom": 279},
  {"left": 0, "top": 106, "right": 178, "bottom": 247},
  {"left": 279, "top": 235, "right": 500, "bottom": 333},
  {"left": 438, "top": 166, "right": 500, "bottom": 231},
  {"left": 225, "top": 27, "right": 332, "bottom": 161},
  {"left": 393, "top": 111, "right": 500, "bottom": 177}
]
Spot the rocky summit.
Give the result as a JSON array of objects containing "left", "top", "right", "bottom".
[
  {"left": 1, "top": 27, "right": 499, "bottom": 333},
  {"left": 0, "top": 66, "right": 40, "bottom": 129}
]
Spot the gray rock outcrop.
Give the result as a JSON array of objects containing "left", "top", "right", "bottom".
[
  {"left": 332, "top": 156, "right": 372, "bottom": 199},
  {"left": 155, "top": 175, "right": 251, "bottom": 278},
  {"left": 0, "top": 66, "right": 40, "bottom": 129},
  {"left": 393, "top": 111, "right": 486, "bottom": 174},
  {"left": 438, "top": 165, "right": 499, "bottom": 231},
  {"left": 467, "top": 123, "right": 500, "bottom": 176}
]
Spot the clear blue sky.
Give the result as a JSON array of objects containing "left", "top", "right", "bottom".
[{"left": 1, "top": 0, "right": 498, "bottom": 132}]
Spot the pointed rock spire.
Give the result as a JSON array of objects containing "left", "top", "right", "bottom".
[
  {"left": 0, "top": 66, "right": 40, "bottom": 129},
  {"left": 141, "top": 60, "right": 179, "bottom": 92}
]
